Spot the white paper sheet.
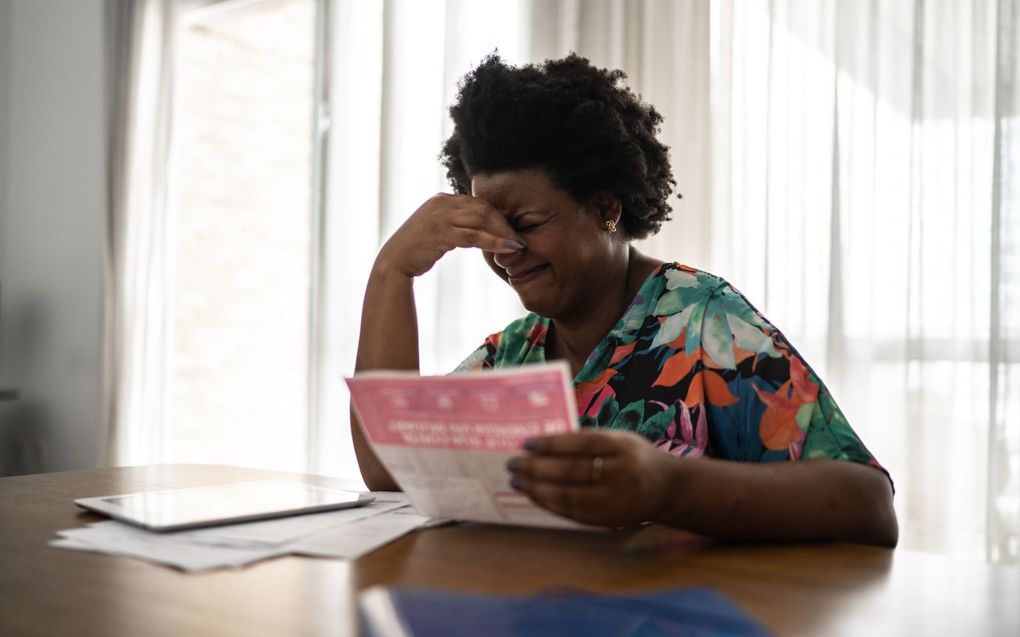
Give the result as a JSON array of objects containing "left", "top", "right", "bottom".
[
  {"left": 289, "top": 507, "right": 433, "bottom": 559},
  {"left": 52, "top": 524, "right": 288, "bottom": 571},
  {"left": 50, "top": 493, "right": 427, "bottom": 572}
]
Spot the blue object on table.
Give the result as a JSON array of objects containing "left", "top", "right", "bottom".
[{"left": 359, "top": 586, "right": 773, "bottom": 637}]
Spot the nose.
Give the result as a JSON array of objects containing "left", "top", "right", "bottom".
[{"left": 492, "top": 246, "right": 525, "bottom": 271}]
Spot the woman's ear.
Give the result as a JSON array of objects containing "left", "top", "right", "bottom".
[{"left": 588, "top": 192, "right": 622, "bottom": 228}]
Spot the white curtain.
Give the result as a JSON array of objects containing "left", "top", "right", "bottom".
[
  {"left": 511, "top": 0, "right": 1020, "bottom": 562},
  {"left": 320, "top": 0, "right": 1019, "bottom": 561},
  {"left": 316, "top": 0, "right": 531, "bottom": 477},
  {"left": 104, "top": 0, "right": 1017, "bottom": 561},
  {"left": 707, "top": 0, "right": 1019, "bottom": 565},
  {"left": 102, "top": 0, "right": 182, "bottom": 466},
  {"left": 726, "top": 0, "right": 1020, "bottom": 564}
]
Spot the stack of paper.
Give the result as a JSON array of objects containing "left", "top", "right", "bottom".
[{"left": 50, "top": 493, "right": 433, "bottom": 572}]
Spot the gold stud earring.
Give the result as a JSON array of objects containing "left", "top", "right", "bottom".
[{"left": 605, "top": 219, "right": 618, "bottom": 233}]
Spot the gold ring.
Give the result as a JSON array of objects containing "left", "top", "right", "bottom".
[{"left": 591, "top": 456, "right": 604, "bottom": 483}]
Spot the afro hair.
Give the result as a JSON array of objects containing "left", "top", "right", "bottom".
[{"left": 440, "top": 53, "right": 678, "bottom": 240}]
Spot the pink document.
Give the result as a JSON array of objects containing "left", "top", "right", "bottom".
[{"left": 346, "top": 362, "right": 586, "bottom": 529}]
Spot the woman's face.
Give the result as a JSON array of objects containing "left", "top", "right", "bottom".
[{"left": 471, "top": 168, "right": 618, "bottom": 322}]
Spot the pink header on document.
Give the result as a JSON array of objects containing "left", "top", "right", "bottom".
[{"left": 347, "top": 366, "right": 576, "bottom": 451}]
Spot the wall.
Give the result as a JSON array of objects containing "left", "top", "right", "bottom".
[{"left": 0, "top": 0, "right": 106, "bottom": 475}]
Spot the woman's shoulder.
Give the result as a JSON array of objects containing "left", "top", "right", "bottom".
[
  {"left": 643, "top": 262, "right": 733, "bottom": 317},
  {"left": 660, "top": 262, "right": 730, "bottom": 287}
]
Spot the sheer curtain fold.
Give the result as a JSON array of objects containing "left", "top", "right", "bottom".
[
  {"left": 315, "top": 0, "right": 530, "bottom": 478},
  {"left": 102, "top": 0, "right": 180, "bottom": 467},
  {"left": 715, "top": 0, "right": 1019, "bottom": 562},
  {"left": 315, "top": 0, "right": 385, "bottom": 481},
  {"left": 520, "top": 0, "right": 1019, "bottom": 562},
  {"left": 989, "top": 0, "right": 1019, "bottom": 563}
]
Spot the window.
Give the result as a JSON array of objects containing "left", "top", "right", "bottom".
[{"left": 168, "top": 0, "right": 319, "bottom": 473}]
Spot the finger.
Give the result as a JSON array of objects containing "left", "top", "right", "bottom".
[
  {"left": 522, "top": 430, "right": 626, "bottom": 456},
  {"left": 507, "top": 454, "right": 608, "bottom": 485},
  {"left": 517, "top": 479, "right": 613, "bottom": 523},
  {"left": 449, "top": 226, "right": 523, "bottom": 254},
  {"left": 449, "top": 202, "right": 520, "bottom": 244}
]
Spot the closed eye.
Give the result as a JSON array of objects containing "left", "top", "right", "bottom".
[{"left": 516, "top": 223, "right": 541, "bottom": 233}]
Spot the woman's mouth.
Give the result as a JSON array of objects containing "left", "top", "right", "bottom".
[{"left": 507, "top": 263, "right": 550, "bottom": 286}]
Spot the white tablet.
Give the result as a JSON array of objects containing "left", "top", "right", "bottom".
[{"left": 75, "top": 480, "right": 374, "bottom": 532}]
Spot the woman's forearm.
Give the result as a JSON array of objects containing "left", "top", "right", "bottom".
[
  {"left": 350, "top": 194, "right": 521, "bottom": 491},
  {"left": 351, "top": 260, "right": 420, "bottom": 491},
  {"left": 356, "top": 260, "right": 421, "bottom": 371},
  {"left": 654, "top": 457, "right": 898, "bottom": 547}
]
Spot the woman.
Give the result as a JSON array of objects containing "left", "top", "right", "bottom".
[{"left": 353, "top": 53, "right": 897, "bottom": 546}]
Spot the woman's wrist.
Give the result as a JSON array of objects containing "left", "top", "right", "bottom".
[
  {"left": 370, "top": 252, "right": 416, "bottom": 282},
  {"left": 646, "top": 453, "right": 696, "bottom": 525}
]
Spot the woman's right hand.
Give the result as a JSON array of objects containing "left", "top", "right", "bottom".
[{"left": 375, "top": 193, "right": 524, "bottom": 278}]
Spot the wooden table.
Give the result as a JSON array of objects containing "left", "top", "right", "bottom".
[{"left": 1, "top": 465, "right": 1017, "bottom": 636}]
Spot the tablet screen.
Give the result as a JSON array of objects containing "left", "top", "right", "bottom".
[{"left": 76, "top": 480, "right": 371, "bottom": 531}]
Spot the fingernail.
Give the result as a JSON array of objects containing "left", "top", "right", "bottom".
[
  {"left": 523, "top": 438, "right": 539, "bottom": 451},
  {"left": 504, "top": 240, "right": 525, "bottom": 250},
  {"left": 510, "top": 477, "right": 525, "bottom": 491},
  {"left": 506, "top": 458, "right": 522, "bottom": 471},
  {"left": 515, "top": 233, "right": 528, "bottom": 247}
]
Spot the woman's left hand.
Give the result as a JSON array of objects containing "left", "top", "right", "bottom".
[{"left": 506, "top": 430, "right": 673, "bottom": 528}]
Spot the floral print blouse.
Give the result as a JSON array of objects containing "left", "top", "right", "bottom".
[{"left": 456, "top": 262, "right": 885, "bottom": 471}]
